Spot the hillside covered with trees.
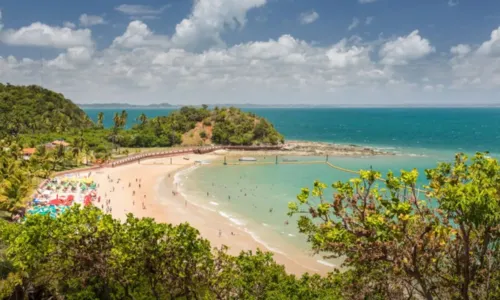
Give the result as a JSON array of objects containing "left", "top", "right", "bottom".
[
  {"left": 0, "top": 84, "right": 93, "bottom": 136},
  {"left": 114, "top": 106, "right": 284, "bottom": 147},
  {"left": 0, "top": 85, "right": 283, "bottom": 154}
]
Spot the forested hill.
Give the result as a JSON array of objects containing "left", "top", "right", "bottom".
[
  {"left": 0, "top": 84, "right": 93, "bottom": 136},
  {"left": 117, "top": 106, "right": 285, "bottom": 147}
]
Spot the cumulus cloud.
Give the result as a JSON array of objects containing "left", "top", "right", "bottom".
[
  {"left": 171, "top": 0, "right": 266, "bottom": 50},
  {"left": 448, "top": 0, "right": 459, "bottom": 7},
  {"left": 79, "top": 14, "right": 106, "bottom": 27},
  {"left": 4, "top": 1, "right": 500, "bottom": 105},
  {"left": 365, "top": 16, "right": 374, "bottom": 25},
  {"left": 48, "top": 47, "right": 94, "bottom": 70},
  {"left": 348, "top": 18, "right": 360, "bottom": 31},
  {"left": 0, "top": 23, "right": 93, "bottom": 48},
  {"left": 112, "top": 21, "right": 170, "bottom": 48},
  {"left": 450, "top": 44, "right": 471, "bottom": 57},
  {"left": 63, "top": 21, "right": 76, "bottom": 29},
  {"left": 299, "top": 11, "right": 319, "bottom": 25},
  {"left": 326, "top": 39, "right": 371, "bottom": 68},
  {"left": 379, "top": 30, "right": 434, "bottom": 65},
  {"left": 477, "top": 27, "right": 500, "bottom": 56}
]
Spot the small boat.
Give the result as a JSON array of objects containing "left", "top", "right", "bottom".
[{"left": 239, "top": 157, "right": 257, "bottom": 162}]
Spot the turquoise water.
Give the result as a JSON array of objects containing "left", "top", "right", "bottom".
[
  {"left": 85, "top": 107, "right": 500, "bottom": 263},
  {"left": 177, "top": 155, "right": 439, "bottom": 258},
  {"left": 85, "top": 108, "right": 500, "bottom": 156}
]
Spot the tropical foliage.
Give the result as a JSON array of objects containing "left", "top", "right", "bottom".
[
  {"left": 0, "top": 84, "right": 93, "bottom": 136},
  {"left": 111, "top": 106, "right": 284, "bottom": 147},
  {"left": 289, "top": 152, "right": 500, "bottom": 299},
  {"left": 0, "top": 206, "right": 340, "bottom": 299}
]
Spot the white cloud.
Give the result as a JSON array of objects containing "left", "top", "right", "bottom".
[
  {"left": 477, "top": 27, "right": 500, "bottom": 56},
  {"left": 63, "top": 21, "right": 76, "bottom": 29},
  {"left": 4, "top": 4, "right": 500, "bottom": 105},
  {"left": 112, "top": 21, "right": 170, "bottom": 48},
  {"left": 115, "top": 4, "right": 168, "bottom": 15},
  {"left": 299, "top": 11, "right": 319, "bottom": 25},
  {"left": 0, "top": 23, "right": 93, "bottom": 49},
  {"left": 48, "top": 47, "right": 94, "bottom": 70},
  {"left": 326, "top": 39, "right": 371, "bottom": 68},
  {"left": 450, "top": 44, "right": 471, "bottom": 57},
  {"left": 379, "top": 30, "right": 434, "bottom": 65},
  {"left": 448, "top": 0, "right": 459, "bottom": 7},
  {"left": 365, "top": 16, "right": 374, "bottom": 25},
  {"left": 359, "top": 0, "right": 378, "bottom": 3},
  {"left": 79, "top": 14, "right": 106, "bottom": 27},
  {"left": 348, "top": 18, "right": 360, "bottom": 31},
  {"left": 171, "top": 0, "right": 266, "bottom": 50}
]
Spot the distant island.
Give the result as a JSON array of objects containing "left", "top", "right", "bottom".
[
  {"left": 78, "top": 103, "right": 177, "bottom": 109},
  {"left": 78, "top": 102, "right": 500, "bottom": 109}
]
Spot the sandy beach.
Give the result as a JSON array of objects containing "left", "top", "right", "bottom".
[{"left": 76, "top": 153, "right": 334, "bottom": 276}]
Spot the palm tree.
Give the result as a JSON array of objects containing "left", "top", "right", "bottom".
[
  {"left": 97, "top": 112, "right": 104, "bottom": 128},
  {"left": 112, "top": 112, "right": 122, "bottom": 151},
  {"left": 120, "top": 110, "right": 128, "bottom": 129},
  {"left": 0, "top": 169, "right": 31, "bottom": 213},
  {"left": 113, "top": 112, "right": 121, "bottom": 131},
  {"left": 137, "top": 113, "right": 148, "bottom": 126}
]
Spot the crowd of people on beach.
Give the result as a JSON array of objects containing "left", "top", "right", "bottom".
[{"left": 98, "top": 175, "right": 149, "bottom": 216}]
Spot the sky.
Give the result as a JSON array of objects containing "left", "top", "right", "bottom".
[{"left": 1, "top": 0, "right": 500, "bottom": 106}]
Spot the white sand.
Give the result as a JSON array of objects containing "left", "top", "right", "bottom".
[{"left": 72, "top": 153, "right": 334, "bottom": 275}]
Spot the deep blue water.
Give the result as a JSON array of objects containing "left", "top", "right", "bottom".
[{"left": 85, "top": 108, "right": 500, "bottom": 156}]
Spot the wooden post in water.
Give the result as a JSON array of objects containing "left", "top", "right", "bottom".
[
  {"left": 224, "top": 156, "right": 227, "bottom": 165},
  {"left": 276, "top": 155, "right": 278, "bottom": 165},
  {"left": 326, "top": 154, "right": 329, "bottom": 162}
]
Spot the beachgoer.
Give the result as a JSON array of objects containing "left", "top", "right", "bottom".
[
  {"left": 133, "top": 191, "right": 135, "bottom": 196},
  {"left": 218, "top": 229, "right": 221, "bottom": 238},
  {"left": 207, "top": 192, "right": 209, "bottom": 197}
]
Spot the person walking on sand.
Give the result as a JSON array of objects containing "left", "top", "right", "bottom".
[{"left": 218, "top": 229, "right": 222, "bottom": 238}]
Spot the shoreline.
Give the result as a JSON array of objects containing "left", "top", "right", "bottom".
[{"left": 75, "top": 154, "right": 334, "bottom": 276}]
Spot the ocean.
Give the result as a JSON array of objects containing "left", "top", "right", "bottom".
[{"left": 85, "top": 108, "right": 500, "bottom": 265}]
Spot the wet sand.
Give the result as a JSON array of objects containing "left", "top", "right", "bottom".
[{"left": 72, "top": 153, "right": 334, "bottom": 275}]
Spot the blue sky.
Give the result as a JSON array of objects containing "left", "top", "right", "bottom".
[{"left": 0, "top": 0, "right": 500, "bottom": 105}]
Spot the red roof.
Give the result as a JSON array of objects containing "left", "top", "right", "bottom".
[{"left": 22, "top": 148, "right": 36, "bottom": 155}]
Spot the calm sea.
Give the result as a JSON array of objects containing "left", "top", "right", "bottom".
[
  {"left": 85, "top": 108, "right": 500, "bottom": 264},
  {"left": 85, "top": 108, "right": 500, "bottom": 156}
]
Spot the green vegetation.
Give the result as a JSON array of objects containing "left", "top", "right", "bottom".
[
  {"left": 289, "top": 152, "right": 500, "bottom": 299},
  {"left": 0, "top": 206, "right": 340, "bottom": 299},
  {"left": 0, "top": 85, "right": 283, "bottom": 158},
  {"left": 0, "top": 84, "right": 93, "bottom": 136},
  {"left": 114, "top": 106, "right": 284, "bottom": 147}
]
